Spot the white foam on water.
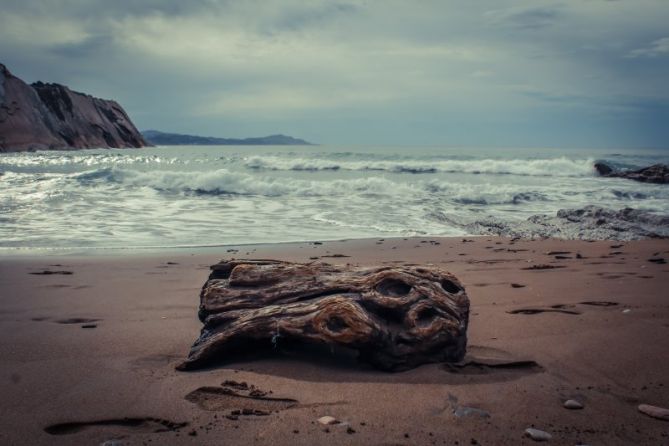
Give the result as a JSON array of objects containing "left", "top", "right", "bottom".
[
  {"left": 243, "top": 155, "right": 598, "bottom": 177},
  {"left": 1, "top": 146, "right": 668, "bottom": 251}
]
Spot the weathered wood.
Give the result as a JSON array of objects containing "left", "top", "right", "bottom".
[{"left": 178, "top": 260, "right": 470, "bottom": 371}]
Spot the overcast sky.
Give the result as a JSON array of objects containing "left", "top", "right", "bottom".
[{"left": 1, "top": 0, "right": 668, "bottom": 147}]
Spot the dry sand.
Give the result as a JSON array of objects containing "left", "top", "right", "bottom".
[{"left": 1, "top": 237, "right": 668, "bottom": 445}]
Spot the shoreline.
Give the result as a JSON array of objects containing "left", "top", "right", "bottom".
[
  {"left": 1, "top": 236, "right": 668, "bottom": 445},
  {"left": 0, "top": 235, "right": 479, "bottom": 258},
  {"left": 2, "top": 232, "right": 667, "bottom": 259}
]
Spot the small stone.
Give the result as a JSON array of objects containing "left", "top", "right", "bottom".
[
  {"left": 563, "top": 399, "right": 584, "bottom": 410},
  {"left": 638, "top": 404, "right": 669, "bottom": 421},
  {"left": 525, "top": 428, "right": 552, "bottom": 441},
  {"left": 318, "top": 416, "right": 338, "bottom": 425},
  {"left": 622, "top": 309, "right": 631, "bottom": 313}
]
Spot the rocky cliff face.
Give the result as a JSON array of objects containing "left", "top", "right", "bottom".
[{"left": 0, "top": 63, "right": 148, "bottom": 152}]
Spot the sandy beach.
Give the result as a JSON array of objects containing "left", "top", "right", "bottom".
[{"left": 1, "top": 236, "right": 668, "bottom": 445}]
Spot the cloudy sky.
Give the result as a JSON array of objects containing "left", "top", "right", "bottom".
[{"left": 1, "top": 0, "right": 668, "bottom": 147}]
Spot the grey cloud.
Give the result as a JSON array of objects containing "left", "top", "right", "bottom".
[
  {"left": 628, "top": 37, "right": 669, "bottom": 58},
  {"left": 491, "top": 6, "right": 563, "bottom": 30},
  {"left": 49, "top": 35, "right": 113, "bottom": 59},
  {"left": 1, "top": 0, "right": 668, "bottom": 148},
  {"left": 1, "top": 0, "right": 223, "bottom": 19},
  {"left": 268, "top": 2, "right": 359, "bottom": 32}
]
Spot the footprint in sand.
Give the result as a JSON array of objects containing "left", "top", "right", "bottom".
[
  {"left": 507, "top": 307, "right": 581, "bottom": 315},
  {"left": 580, "top": 301, "right": 619, "bottom": 307},
  {"left": 509, "top": 301, "right": 620, "bottom": 315},
  {"left": 521, "top": 264, "right": 566, "bottom": 270},
  {"left": 31, "top": 317, "right": 101, "bottom": 328},
  {"left": 44, "top": 417, "right": 188, "bottom": 436},
  {"left": 186, "top": 380, "right": 297, "bottom": 415},
  {"left": 442, "top": 346, "right": 543, "bottom": 383},
  {"left": 55, "top": 318, "right": 100, "bottom": 325},
  {"left": 29, "top": 270, "right": 73, "bottom": 275}
]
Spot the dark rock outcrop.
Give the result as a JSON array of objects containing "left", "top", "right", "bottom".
[
  {"left": 595, "top": 162, "right": 669, "bottom": 184},
  {"left": 466, "top": 205, "right": 669, "bottom": 240},
  {"left": 593, "top": 162, "right": 614, "bottom": 176},
  {"left": 0, "top": 63, "right": 148, "bottom": 152},
  {"left": 178, "top": 259, "right": 470, "bottom": 371}
]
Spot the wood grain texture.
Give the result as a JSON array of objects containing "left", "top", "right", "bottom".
[{"left": 178, "top": 259, "right": 470, "bottom": 371}]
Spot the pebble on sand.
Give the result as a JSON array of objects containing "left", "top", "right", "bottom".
[
  {"left": 638, "top": 404, "right": 669, "bottom": 421},
  {"left": 563, "top": 399, "right": 584, "bottom": 410},
  {"left": 318, "top": 416, "right": 339, "bottom": 425},
  {"left": 525, "top": 428, "right": 552, "bottom": 441}
]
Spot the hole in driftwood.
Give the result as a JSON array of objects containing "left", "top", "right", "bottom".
[
  {"left": 416, "top": 307, "right": 438, "bottom": 327},
  {"left": 326, "top": 316, "right": 348, "bottom": 332},
  {"left": 375, "top": 278, "right": 412, "bottom": 297},
  {"left": 209, "top": 265, "right": 234, "bottom": 280},
  {"left": 361, "top": 301, "right": 405, "bottom": 325},
  {"left": 441, "top": 279, "right": 461, "bottom": 294}
]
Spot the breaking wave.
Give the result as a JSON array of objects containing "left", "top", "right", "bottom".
[
  {"left": 244, "top": 156, "right": 597, "bottom": 177},
  {"left": 2, "top": 145, "right": 668, "bottom": 250},
  {"left": 73, "top": 167, "right": 415, "bottom": 197},
  {"left": 70, "top": 167, "right": 567, "bottom": 206}
]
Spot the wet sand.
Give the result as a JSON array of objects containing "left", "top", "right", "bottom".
[{"left": 1, "top": 237, "right": 668, "bottom": 445}]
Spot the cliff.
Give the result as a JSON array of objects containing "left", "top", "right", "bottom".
[{"left": 0, "top": 63, "right": 148, "bottom": 152}]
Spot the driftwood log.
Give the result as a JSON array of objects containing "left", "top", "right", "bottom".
[{"left": 178, "top": 260, "right": 470, "bottom": 371}]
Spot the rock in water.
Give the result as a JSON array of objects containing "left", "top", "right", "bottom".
[
  {"left": 594, "top": 162, "right": 669, "bottom": 184},
  {"left": 467, "top": 205, "right": 669, "bottom": 240},
  {"left": 638, "top": 404, "right": 669, "bottom": 421},
  {"left": 524, "top": 428, "right": 552, "bottom": 441},
  {"left": 594, "top": 162, "right": 614, "bottom": 176},
  {"left": 0, "top": 62, "right": 148, "bottom": 152},
  {"left": 178, "top": 260, "right": 470, "bottom": 371}
]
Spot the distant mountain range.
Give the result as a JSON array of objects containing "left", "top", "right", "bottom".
[{"left": 142, "top": 130, "right": 313, "bottom": 146}]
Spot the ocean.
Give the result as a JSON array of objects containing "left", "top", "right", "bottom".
[{"left": 1, "top": 145, "right": 668, "bottom": 253}]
